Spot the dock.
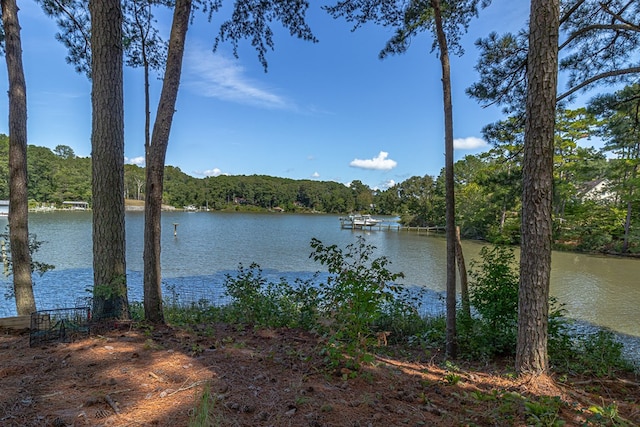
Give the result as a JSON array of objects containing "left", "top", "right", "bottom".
[{"left": 339, "top": 217, "right": 444, "bottom": 233}]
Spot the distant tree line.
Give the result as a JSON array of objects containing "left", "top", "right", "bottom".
[
  {"left": 0, "top": 134, "right": 372, "bottom": 214},
  {"left": 2, "top": 93, "right": 637, "bottom": 255}
]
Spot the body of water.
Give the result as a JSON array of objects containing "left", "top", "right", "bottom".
[{"left": 1, "top": 211, "right": 639, "bottom": 341}]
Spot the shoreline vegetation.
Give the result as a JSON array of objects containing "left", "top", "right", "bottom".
[
  {"left": 0, "top": 131, "right": 634, "bottom": 255},
  {"left": 1, "top": 237, "right": 638, "bottom": 426}
]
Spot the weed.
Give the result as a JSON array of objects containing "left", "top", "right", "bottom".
[
  {"left": 587, "top": 402, "right": 627, "bottom": 426},
  {"left": 524, "top": 396, "right": 565, "bottom": 427},
  {"left": 189, "top": 382, "right": 221, "bottom": 427},
  {"left": 295, "top": 396, "right": 310, "bottom": 406},
  {"left": 143, "top": 338, "right": 162, "bottom": 350},
  {"left": 443, "top": 372, "right": 462, "bottom": 385}
]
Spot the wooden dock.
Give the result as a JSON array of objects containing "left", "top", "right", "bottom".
[{"left": 340, "top": 219, "right": 444, "bottom": 233}]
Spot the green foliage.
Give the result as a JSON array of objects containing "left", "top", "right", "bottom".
[
  {"left": 469, "top": 246, "right": 519, "bottom": 326},
  {"left": 586, "top": 402, "right": 628, "bottom": 426},
  {"left": 407, "top": 314, "right": 447, "bottom": 350},
  {"left": 0, "top": 227, "right": 55, "bottom": 298},
  {"left": 461, "top": 245, "right": 571, "bottom": 360},
  {"left": 549, "top": 329, "right": 634, "bottom": 377},
  {"left": 93, "top": 274, "right": 127, "bottom": 300},
  {"left": 523, "top": 395, "right": 566, "bottom": 427},
  {"left": 222, "top": 263, "right": 321, "bottom": 330},
  {"left": 466, "top": 245, "right": 519, "bottom": 357},
  {"left": 220, "top": 237, "right": 425, "bottom": 371},
  {"left": 310, "top": 236, "right": 406, "bottom": 365},
  {"left": 374, "top": 297, "right": 427, "bottom": 344}
]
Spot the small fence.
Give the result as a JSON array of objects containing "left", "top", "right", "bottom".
[{"left": 29, "top": 306, "right": 91, "bottom": 347}]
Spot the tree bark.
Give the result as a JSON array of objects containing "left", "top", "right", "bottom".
[
  {"left": 456, "top": 226, "right": 470, "bottom": 319},
  {"left": 2, "top": 0, "right": 35, "bottom": 315},
  {"left": 90, "top": 0, "right": 129, "bottom": 320},
  {"left": 516, "top": 0, "right": 560, "bottom": 375},
  {"left": 143, "top": 0, "right": 192, "bottom": 324},
  {"left": 431, "top": 0, "right": 457, "bottom": 358}
]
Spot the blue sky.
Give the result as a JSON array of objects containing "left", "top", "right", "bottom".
[{"left": 1, "top": 0, "right": 531, "bottom": 190}]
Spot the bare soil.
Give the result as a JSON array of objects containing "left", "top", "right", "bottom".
[{"left": 1, "top": 323, "right": 638, "bottom": 427}]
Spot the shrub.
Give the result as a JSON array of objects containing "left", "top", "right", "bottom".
[
  {"left": 464, "top": 245, "right": 567, "bottom": 360},
  {"left": 309, "top": 236, "right": 427, "bottom": 368},
  {"left": 222, "top": 263, "right": 321, "bottom": 329},
  {"left": 310, "top": 237, "right": 405, "bottom": 344},
  {"left": 550, "top": 328, "right": 634, "bottom": 377},
  {"left": 466, "top": 245, "right": 519, "bottom": 357}
]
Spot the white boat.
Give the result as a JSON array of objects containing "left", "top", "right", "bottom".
[{"left": 340, "top": 214, "right": 382, "bottom": 229}]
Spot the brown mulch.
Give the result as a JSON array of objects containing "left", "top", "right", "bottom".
[{"left": 1, "top": 323, "right": 638, "bottom": 427}]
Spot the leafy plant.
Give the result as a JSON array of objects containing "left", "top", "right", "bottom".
[
  {"left": 443, "top": 372, "right": 461, "bottom": 385},
  {"left": 463, "top": 245, "right": 519, "bottom": 357},
  {"left": 524, "top": 396, "right": 566, "bottom": 427},
  {"left": 550, "top": 328, "right": 634, "bottom": 377},
  {"left": 1, "top": 227, "right": 55, "bottom": 298},
  {"left": 310, "top": 236, "right": 405, "bottom": 366},
  {"left": 223, "top": 263, "right": 321, "bottom": 329},
  {"left": 587, "top": 402, "right": 629, "bottom": 426},
  {"left": 464, "top": 245, "right": 567, "bottom": 360}
]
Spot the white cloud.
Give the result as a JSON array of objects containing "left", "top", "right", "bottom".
[
  {"left": 185, "top": 45, "right": 292, "bottom": 110},
  {"left": 312, "top": 171, "right": 320, "bottom": 178},
  {"left": 454, "top": 137, "right": 488, "bottom": 150},
  {"left": 200, "top": 168, "right": 229, "bottom": 177},
  {"left": 381, "top": 179, "right": 396, "bottom": 189},
  {"left": 349, "top": 151, "right": 397, "bottom": 171},
  {"left": 125, "top": 156, "right": 145, "bottom": 166}
]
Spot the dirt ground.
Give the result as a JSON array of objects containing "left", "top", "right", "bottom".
[{"left": 1, "top": 323, "right": 638, "bottom": 427}]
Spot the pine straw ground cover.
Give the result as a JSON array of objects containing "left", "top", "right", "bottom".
[{"left": 1, "top": 323, "right": 638, "bottom": 427}]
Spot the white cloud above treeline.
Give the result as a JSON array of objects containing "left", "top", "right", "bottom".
[
  {"left": 195, "top": 168, "right": 230, "bottom": 177},
  {"left": 349, "top": 151, "right": 397, "bottom": 170},
  {"left": 453, "top": 137, "right": 487, "bottom": 150},
  {"left": 125, "top": 156, "right": 145, "bottom": 166}
]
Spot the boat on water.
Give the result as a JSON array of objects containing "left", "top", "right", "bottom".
[{"left": 340, "top": 214, "right": 382, "bottom": 229}]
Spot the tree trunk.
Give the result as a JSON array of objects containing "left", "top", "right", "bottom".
[
  {"left": 622, "top": 198, "right": 631, "bottom": 253},
  {"left": 143, "top": 0, "right": 192, "bottom": 324},
  {"left": 90, "top": 0, "right": 129, "bottom": 320},
  {"left": 431, "top": 0, "right": 457, "bottom": 358},
  {"left": 456, "top": 226, "right": 470, "bottom": 319},
  {"left": 516, "top": 0, "right": 559, "bottom": 376},
  {"left": 622, "top": 163, "right": 636, "bottom": 253},
  {"left": 2, "top": 0, "right": 35, "bottom": 315}
]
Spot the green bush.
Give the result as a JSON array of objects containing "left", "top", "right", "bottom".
[
  {"left": 463, "top": 245, "right": 567, "bottom": 360},
  {"left": 466, "top": 245, "right": 519, "bottom": 357},
  {"left": 550, "top": 328, "right": 634, "bottom": 377},
  {"left": 222, "top": 263, "right": 321, "bottom": 329},
  {"left": 310, "top": 237, "right": 405, "bottom": 347}
]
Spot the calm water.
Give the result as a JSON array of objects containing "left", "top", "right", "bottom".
[{"left": 1, "top": 211, "right": 639, "bottom": 341}]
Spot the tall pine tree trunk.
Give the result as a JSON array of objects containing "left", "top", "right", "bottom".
[
  {"left": 516, "top": 0, "right": 559, "bottom": 376},
  {"left": 2, "top": 0, "right": 35, "bottom": 315},
  {"left": 432, "top": 0, "right": 457, "bottom": 358},
  {"left": 90, "top": 0, "right": 129, "bottom": 320},
  {"left": 143, "top": 0, "right": 192, "bottom": 323}
]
